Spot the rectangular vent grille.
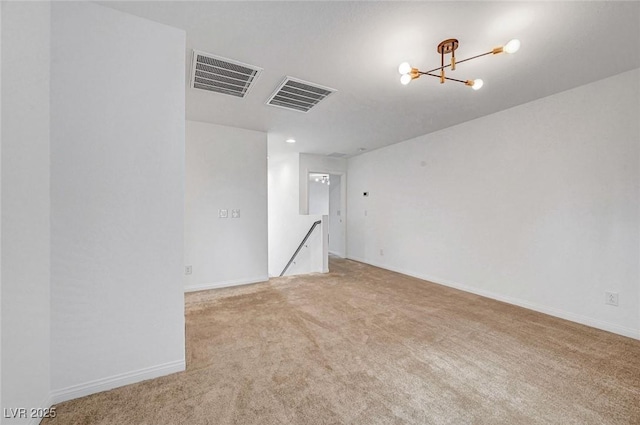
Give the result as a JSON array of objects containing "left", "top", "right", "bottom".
[
  {"left": 266, "top": 77, "right": 336, "bottom": 113},
  {"left": 191, "top": 50, "right": 262, "bottom": 98},
  {"left": 327, "top": 152, "right": 347, "bottom": 158}
]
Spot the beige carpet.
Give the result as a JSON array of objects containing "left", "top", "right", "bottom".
[{"left": 44, "top": 258, "right": 640, "bottom": 425}]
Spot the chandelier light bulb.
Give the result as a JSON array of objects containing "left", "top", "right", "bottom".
[
  {"left": 400, "top": 74, "right": 412, "bottom": 85},
  {"left": 472, "top": 79, "right": 484, "bottom": 90},
  {"left": 398, "top": 62, "right": 412, "bottom": 75},
  {"left": 504, "top": 39, "right": 521, "bottom": 54}
]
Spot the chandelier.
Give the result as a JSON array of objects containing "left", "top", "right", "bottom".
[
  {"left": 398, "top": 38, "right": 520, "bottom": 90},
  {"left": 314, "top": 175, "right": 330, "bottom": 185}
]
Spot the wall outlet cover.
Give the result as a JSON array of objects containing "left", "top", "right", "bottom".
[
  {"left": 232, "top": 209, "right": 240, "bottom": 218},
  {"left": 185, "top": 266, "right": 192, "bottom": 275},
  {"left": 605, "top": 291, "right": 619, "bottom": 306},
  {"left": 219, "top": 209, "right": 228, "bottom": 218}
]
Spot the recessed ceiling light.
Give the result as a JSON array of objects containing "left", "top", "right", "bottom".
[{"left": 285, "top": 138, "right": 296, "bottom": 144}]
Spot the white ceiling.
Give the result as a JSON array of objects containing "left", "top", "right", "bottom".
[{"left": 100, "top": 1, "right": 640, "bottom": 157}]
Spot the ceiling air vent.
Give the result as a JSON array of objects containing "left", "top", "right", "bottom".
[
  {"left": 327, "top": 152, "right": 347, "bottom": 158},
  {"left": 190, "top": 50, "right": 262, "bottom": 98},
  {"left": 266, "top": 77, "right": 336, "bottom": 113}
]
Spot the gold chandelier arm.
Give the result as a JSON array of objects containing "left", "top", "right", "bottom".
[
  {"left": 422, "top": 50, "right": 494, "bottom": 74},
  {"left": 451, "top": 46, "right": 456, "bottom": 70},
  {"left": 422, "top": 72, "right": 469, "bottom": 84},
  {"left": 455, "top": 51, "right": 494, "bottom": 65}
]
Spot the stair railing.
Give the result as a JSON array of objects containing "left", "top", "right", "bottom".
[{"left": 280, "top": 220, "right": 322, "bottom": 277}]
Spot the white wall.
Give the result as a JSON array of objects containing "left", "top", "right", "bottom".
[
  {"left": 185, "top": 121, "right": 268, "bottom": 291},
  {"left": 308, "top": 179, "right": 329, "bottom": 215},
  {"left": 1, "top": 2, "right": 3, "bottom": 414},
  {"left": 347, "top": 69, "right": 640, "bottom": 339},
  {"left": 329, "top": 175, "right": 345, "bottom": 257},
  {"left": 268, "top": 151, "right": 327, "bottom": 276},
  {"left": 50, "top": 2, "right": 186, "bottom": 401},
  {"left": 1, "top": 2, "right": 51, "bottom": 422}
]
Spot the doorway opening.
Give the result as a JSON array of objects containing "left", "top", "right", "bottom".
[{"left": 308, "top": 172, "right": 346, "bottom": 261}]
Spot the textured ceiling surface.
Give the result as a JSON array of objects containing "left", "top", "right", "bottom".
[{"left": 101, "top": 1, "right": 640, "bottom": 157}]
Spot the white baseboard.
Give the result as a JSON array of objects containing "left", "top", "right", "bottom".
[
  {"left": 185, "top": 275, "right": 269, "bottom": 293},
  {"left": 347, "top": 256, "right": 640, "bottom": 340},
  {"left": 49, "top": 359, "right": 185, "bottom": 405},
  {"left": 329, "top": 250, "right": 345, "bottom": 258},
  {"left": 28, "top": 393, "right": 54, "bottom": 425}
]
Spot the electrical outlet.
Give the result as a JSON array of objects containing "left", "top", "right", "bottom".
[
  {"left": 231, "top": 209, "right": 240, "bottom": 218},
  {"left": 185, "top": 266, "right": 192, "bottom": 275},
  {"left": 605, "top": 292, "right": 618, "bottom": 306},
  {"left": 219, "top": 209, "right": 228, "bottom": 218}
]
